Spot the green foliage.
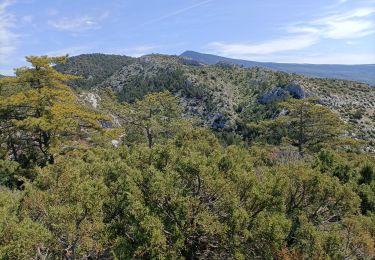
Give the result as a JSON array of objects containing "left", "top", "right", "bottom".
[
  {"left": 117, "top": 68, "right": 190, "bottom": 103},
  {"left": 359, "top": 163, "right": 374, "bottom": 185},
  {"left": 51, "top": 53, "right": 375, "bottom": 146},
  {"left": 55, "top": 53, "right": 133, "bottom": 89},
  {"left": 116, "top": 91, "right": 185, "bottom": 148},
  {"left": 0, "top": 56, "right": 105, "bottom": 169},
  {"left": 20, "top": 157, "right": 109, "bottom": 258},
  {"left": 0, "top": 160, "right": 20, "bottom": 188},
  {"left": 102, "top": 135, "right": 288, "bottom": 258},
  {"left": 358, "top": 163, "right": 375, "bottom": 215},
  {"left": 260, "top": 98, "right": 346, "bottom": 154},
  {"left": 0, "top": 56, "right": 374, "bottom": 259},
  {"left": 0, "top": 188, "right": 52, "bottom": 259}
]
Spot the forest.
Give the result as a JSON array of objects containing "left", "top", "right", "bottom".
[{"left": 0, "top": 56, "right": 374, "bottom": 259}]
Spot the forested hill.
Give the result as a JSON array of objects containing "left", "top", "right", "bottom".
[
  {"left": 1, "top": 55, "right": 374, "bottom": 259},
  {"left": 56, "top": 53, "right": 375, "bottom": 145},
  {"left": 181, "top": 50, "right": 375, "bottom": 85},
  {"left": 54, "top": 53, "right": 134, "bottom": 89}
]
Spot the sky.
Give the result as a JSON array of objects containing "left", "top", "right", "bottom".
[{"left": 0, "top": 0, "right": 375, "bottom": 75}]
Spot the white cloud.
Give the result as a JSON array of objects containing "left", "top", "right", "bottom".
[
  {"left": 0, "top": 0, "right": 12, "bottom": 13},
  {"left": 274, "top": 52, "right": 375, "bottom": 64},
  {"left": 346, "top": 40, "right": 360, "bottom": 45},
  {"left": 207, "top": 6, "right": 375, "bottom": 64},
  {"left": 46, "top": 46, "right": 93, "bottom": 57},
  {"left": 48, "top": 12, "right": 108, "bottom": 32},
  {"left": 208, "top": 34, "right": 319, "bottom": 56},
  {"left": 324, "top": 20, "right": 374, "bottom": 39},
  {"left": 312, "top": 7, "right": 375, "bottom": 39},
  {"left": 110, "top": 45, "right": 158, "bottom": 57},
  {"left": 210, "top": 51, "right": 375, "bottom": 65},
  {"left": 0, "top": 0, "right": 17, "bottom": 65},
  {"left": 48, "top": 17, "right": 98, "bottom": 32},
  {"left": 287, "top": 7, "right": 375, "bottom": 40}
]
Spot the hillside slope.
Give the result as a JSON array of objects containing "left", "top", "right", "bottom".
[
  {"left": 55, "top": 53, "right": 135, "bottom": 89},
  {"left": 57, "top": 53, "right": 375, "bottom": 145},
  {"left": 181, "top": 51, "right": 375, "bottom": 86}
]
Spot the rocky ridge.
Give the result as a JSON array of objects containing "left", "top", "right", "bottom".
[{"left": 57, "top": 53, "right": 375, "bottom": 144}]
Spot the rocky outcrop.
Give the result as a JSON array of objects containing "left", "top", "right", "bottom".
[
  {"left": 180, "top": 57, "right": 202, "bottom": 67},
  {"left": 258, "top": 83, "right": 307, "bottom": 104},
  {"left": 284, "top": 84, "right": 306, "bottom": 99}
]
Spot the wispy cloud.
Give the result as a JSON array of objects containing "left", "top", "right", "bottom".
[
  {"left": 346, "top": 40, "right": 360, "bottom": 45},
  {"left": 266, "top": 52, "right": 375, "bottom": 64},
  {"left": 309, "top": 7, "right": 375, "bottom": 39},
  {"left": 0, "top": 0, "right": 17, "bottom": 65},
  {"left": 110, "top": 45, "right": 158, "bottom": 57},
  {"left": 209, "top": 34, "right": 320, "bottom": 56},
  {"left": 140, "top": 0, "right": 214, "bottom": 27},
  {"left": 48, "top": 45, "right": 160, "bottom": 58},
  {"left": 46, "top": 46, "right": 94, "bottom": 57},
  {"left": 207, "top": 6, "right": 375, "bottom": 64},
  {"left": 48, "top": 12, "right": 108, "bottom": 32}
]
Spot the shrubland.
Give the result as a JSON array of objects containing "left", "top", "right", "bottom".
[{"left": 0, "top": 56, "right": 374, "bottom": 259}]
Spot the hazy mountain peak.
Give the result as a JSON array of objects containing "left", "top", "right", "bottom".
[{"left": 181, "top": 51, "right": 375, "bottom": 85}]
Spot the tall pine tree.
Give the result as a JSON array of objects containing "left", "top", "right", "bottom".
[{"left": 0, "top": 56, "right": 103, "bottom": 167}]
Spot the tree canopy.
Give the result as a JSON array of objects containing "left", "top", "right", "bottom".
[
  {"left": 0, "top": 56, "right": 104, "bottom": 169},
  {"left": 0, "top": 56, "right": 374, "bottom": 259}
]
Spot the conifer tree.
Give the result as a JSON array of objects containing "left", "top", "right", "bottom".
[
  {"left": 261, "top": 98, "right": 345, "bottom": 155},
  {"left": 0, "top": 56, "right": 103, "bottom": 167},
  {"left": 116, "top": 91, "right": 182, "bottom": 148}
]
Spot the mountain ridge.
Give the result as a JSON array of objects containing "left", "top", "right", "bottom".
[
  {"left": 54, "top": 53, "right": 375, "bottom": 145},
  {"left": 181, "top": 51, "right": 375, "bottom": 85}
]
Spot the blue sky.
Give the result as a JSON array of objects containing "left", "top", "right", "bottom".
[{"left": 1, "top": 0, "right": 375, "bottom": 74}]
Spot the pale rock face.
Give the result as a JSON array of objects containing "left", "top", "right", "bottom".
[
  {"left": 111, "top": 114, "right": 121, "bottom": 127},
  {"left": 279, "top": 109, "right": 288, "bottom": 116},
  {"left": 87, "top": 93, "right": 101, "bottom": 108},
  {"left": 111, "top": 140, "right": 120, "bottom": 147},
  {"left": 258, "top": 84, "right": 306, "bottom": 104}
]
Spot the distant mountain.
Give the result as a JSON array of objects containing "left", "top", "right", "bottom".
[{"left": 181, "top": 51, "right": 375, "bottom": 86}]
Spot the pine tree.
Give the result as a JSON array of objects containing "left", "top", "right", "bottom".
[
  {"left": 261, "top": 98, "right": 345, "bottom": 155},
  {"left": 115, "top": 91, "right": 183, "bottom": 148},
  {"left": 0, "top": 56, "right": 103, "bottom": 167}
]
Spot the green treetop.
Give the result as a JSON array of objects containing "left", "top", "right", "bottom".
[
  {"left": 261, "top": 98, "right": 345, "bottom": 155},
  {"left": 115, "top": 91, "right": 183, "bottom": 148},
  {"left": 0, "top": 56, "right": 104, "bottom": 167}
]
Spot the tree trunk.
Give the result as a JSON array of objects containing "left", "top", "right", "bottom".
[
  {"left": 298, "top": 105, "right": 304, "bottom": 156},
  {"left": 145, "top": 127, "right": 153, "bottom": 149},
  {"left": 7, "top": 137, "right": 18, "bottom": 162}
]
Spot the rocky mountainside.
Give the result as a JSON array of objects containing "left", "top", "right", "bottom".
[
  {"left": 57, "top": 53, "right": 375, "bottom": 145},
  {"left": 181, "top": 51, "right": 375, "bottom": 86}
]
